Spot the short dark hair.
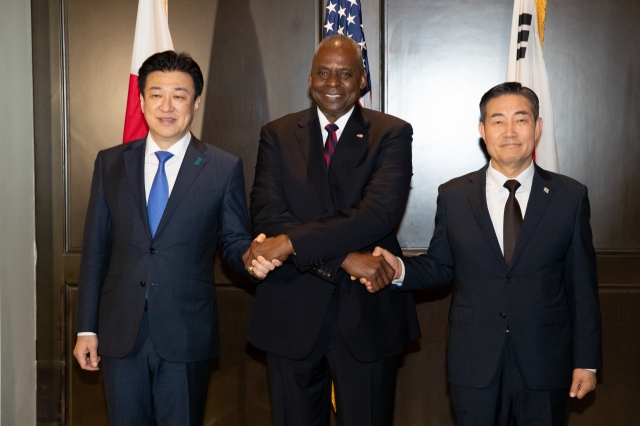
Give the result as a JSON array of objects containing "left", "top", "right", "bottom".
[
  {"left": 479, "top": 82, "right": 539, "bottom": 123},
  {"left": 138, "top": 50, "right": 204, "bottom": 98}
]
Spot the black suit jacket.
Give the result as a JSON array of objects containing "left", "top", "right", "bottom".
[
  {"left": 247, "top": 105, "right": 420, "bottom": 362},
  {"left": 401, "top": 163, "right": 602, "bottom": 390},
  {"left": 76, "top": 135, "right": 251, "bottom": 362}
]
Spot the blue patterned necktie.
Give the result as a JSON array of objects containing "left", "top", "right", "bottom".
[
  {"left": 147, "top": 151, "right": 174, "bottom": 238},
  {"left": 323, "top": 123, "right": 339, "bottom": 170}
]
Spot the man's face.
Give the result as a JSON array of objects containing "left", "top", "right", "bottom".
[
  {"left": 308, "top": 43, "right": 367, "bottom": 123},
  {"left": 140, "top": 71, "right": 201, "bottom": 148},
  {"left": 478, "top": 94, "right": 542, "bottom": 176}
]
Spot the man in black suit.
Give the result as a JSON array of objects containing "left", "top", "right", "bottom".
[
  {"left": 72, "top": 51, "right": 276, "bottom": 425},
  {"left": 244, "top": 35, "right": 420, "bottom": 425},
  {"left": 374, "top": 82, "right": 602, "bottom": 425}
]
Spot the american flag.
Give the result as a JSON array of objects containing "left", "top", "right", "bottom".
[{"left": 323, "top": 0, "right": 372, "bottom": 101}]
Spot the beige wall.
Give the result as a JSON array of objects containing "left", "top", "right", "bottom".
[{"left": 0, "top": 0, "right": 37, "bottom": 424}]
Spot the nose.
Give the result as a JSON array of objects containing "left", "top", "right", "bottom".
[
  {"left": 504, "top": 121, "right": 516, "bottom": 138},
  {"left": 326, "top": 72, "right": 340, "bottom": 87},
  {"left": 159, "top": 95, "right": 173, "bottom": 111}
]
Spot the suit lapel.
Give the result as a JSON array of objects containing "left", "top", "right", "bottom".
[
  {"left": 297, "top": 107, "right": 334, "bottom": 215},
  {"left": 508, "top": 164, "right": 555, "bottom": 269},
  {"left": 329, "top": 104, "right": 371, "bottom": 185},
  {"left": 464, "top": 165, "right": 507, "bottom": 268},
  {"left": 153, "top": 135, "right": 207, "bottom": 240},
  {"left": 124, "top": 138, "right": 151, "bottom": 241}
]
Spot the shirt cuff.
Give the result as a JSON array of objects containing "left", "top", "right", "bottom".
[
  {"left": 585, "top": 369, "right": 597, "bottom": 373},
  {"left": 391, "top": 257, "right": 405, "bottom": 286},
  {"left": 77, "top": 332, "right": 97, "bottom": 336}
]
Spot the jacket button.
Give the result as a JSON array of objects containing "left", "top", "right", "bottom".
[
  {"left": 140, "top": 281, "right": 146, "bottom": 287},
  {"left": 505, "top": 277, "right": 513, "bottom": 283},
  {"left": 499, "top": 312, "right": 507, "bottom": 319},
  {"left": 149, "top": 248, "right": 156, "bottom": 254}
]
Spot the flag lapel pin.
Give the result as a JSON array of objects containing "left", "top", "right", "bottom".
[
  {"left": 544, "top": 187, "right": 549, "bottom": 193},
  {"left": 195, "top": 157, "right": 202, "bottom": 166}
]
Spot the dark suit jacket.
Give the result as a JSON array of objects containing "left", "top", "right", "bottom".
[
  {"left": 76, "top": 135, "right": 251, "bottom": 363},
  {"left": 401, "top": 163, "right": 602, "bottom": 390},
  {"left": 247, "top": 105, "right": 420, "bottom": 362}
]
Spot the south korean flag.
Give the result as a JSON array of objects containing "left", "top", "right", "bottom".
[{"left": 506, "top": 0, "right": 559, "bottom": 173}]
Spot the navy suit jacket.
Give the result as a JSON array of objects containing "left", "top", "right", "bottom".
[
  {"left": 247, "top": 105, "right": 420, "bottom": 362},
  {"left": 401, "top": 163, "right": 602, "bottom": 390},
  {"left": 76, "top": 135, "right": 251, "bottom": 363}
]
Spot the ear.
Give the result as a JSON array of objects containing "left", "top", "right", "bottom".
[
  {"left": 139, "top": 92, "right": 145, "bottom": 113},
  {"left": 478, "top": 121, "right": 486, "bottom": 141},
  {"left": 360, "top": 70, "right": 367, "bottom": 90},
  {"left": 308, "top": 74, "right": 313, "bottom": 87},
  {"left": 193, "top": 96, "right": 201, "bottom": 115},
  {"left": 534, "top": 116, "right": 543, "bottom": 141}
]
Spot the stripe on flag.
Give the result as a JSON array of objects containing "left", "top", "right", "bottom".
[
  {"left": 123, "top": 0, "right": 174, "bottom": 143},
  {"left": 506, "top": 0, "right": 559, "bottom": 172},
  {"left": 323, "top": 0, "right": 372, "bottom": 108}
]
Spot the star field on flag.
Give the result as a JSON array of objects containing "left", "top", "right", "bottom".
[{"left": 323, "top": 0, "right": 372, "bottom": 98}]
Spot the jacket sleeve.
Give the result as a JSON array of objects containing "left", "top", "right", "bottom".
[
  {"left": 76, "top": 152, "right": 113, "bottom": 333},
  {"left": 401, "top": 189, "right": 455, "bottom": 290},
  {"left": 564, "top": 185, "right": 602, "bottom": 369},
  {"left": 218, "top": 158, "right": 252, "bottom": 275}
]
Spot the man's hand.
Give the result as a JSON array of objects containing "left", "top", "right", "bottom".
[
  {"left": 371, "top": 246, "right": 402, "bottom": 280},
  {"left": 243, "top": 234, "right": 284, "bottom": 279},
  {"left": 342, "top": 252, "right": 396, "bottom": 293},
  {"left": 73, "top": 335, "right": 100, "bottom": 371},
  {"left": 245, "top": 233, "right": 293, "bottom": 267},
  {"left": 569, "top": 368, "right": 597, "bottom": 399},
  {"left": 355, "top": 246, "right": 404, "bottom": 288}
]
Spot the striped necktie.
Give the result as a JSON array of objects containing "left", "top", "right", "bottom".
[{"left": 323, "top": 123, "right": 339, "bottom": 170}]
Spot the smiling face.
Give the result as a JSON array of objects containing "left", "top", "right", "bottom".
[
  {"left": 140, "top": 71, "right": 201, "bottom": 149},
  {"left": 308, "top": 42, "right": 367, "bottom": 123},
  {"left": 478, "top": 94, "right": 542, "bottom": 177}
]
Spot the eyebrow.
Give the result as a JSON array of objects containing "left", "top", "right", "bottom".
[
  {"left": 489, "top": 110, "right": 530, "bottom": 118},
  {"left": 148, "top": 86, "right": 189, "bottom": 92}
]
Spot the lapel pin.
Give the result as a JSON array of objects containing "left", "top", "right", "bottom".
[
  {"left": 356, "top": 134, "right": 363, "bottom": 138},
  {"left": 544, "top": 187, "right": 549, "bottom": 193},
  {"left": 195, "top": 157, "right": 202, "bottom": 166}
]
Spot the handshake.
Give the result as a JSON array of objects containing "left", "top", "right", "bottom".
[{"left": 242, "top": 234, "right": 403, "bottom": 293}]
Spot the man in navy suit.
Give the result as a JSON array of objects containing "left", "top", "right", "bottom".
[
  {"left": 374, "top": 82, "right": 602, "bottom": 425},
  {"left": 244, "top": 35, "right": 420, "bottom": 425},
  {"left": 73, "top": 51, "right": 276, "bottom": 425}
]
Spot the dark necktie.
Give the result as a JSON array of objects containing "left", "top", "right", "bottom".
[
  {"left": 148, "top": 151, "right": 174, "bottom": 238},
  {"left": 503, "top": 179, "right": 523, "bottom": 266},
  {"left": 323, "top": 123, "right": 339, "bottom": 170}
]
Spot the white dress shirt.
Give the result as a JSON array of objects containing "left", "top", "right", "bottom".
[
  {"left": 485, "top": 160, "right": 534, "bottom": 254},
  {"left": 78, "top": 132, "right": 191, "bottom": 336},
  {"left": 318, "top": 106, "right": 355, "bottom": 145},
  {"left": 144, "top": 132, "right": 191, "bottom": 203}
]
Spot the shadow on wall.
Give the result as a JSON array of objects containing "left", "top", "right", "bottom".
[{"left": 201, "top": 0, "right": 269, "bottom": 204}]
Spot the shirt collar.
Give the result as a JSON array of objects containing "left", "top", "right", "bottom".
[
  {"left": 317, "top": 106, "right": 355, "bottom": 133},
  {"left": 145, "top": 132, "right": 192, "bottom": 158},
  {"left": 487, "top": 160, "right": 535, "bottom": 194}
]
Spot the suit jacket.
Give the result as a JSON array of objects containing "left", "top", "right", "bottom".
[
  {"left": 247, "top": 105, "right": 420, "bottom": 362},
  {"left": 76, "top": 135, "right": 251, "bottom": 363},
  {"left": 401, "top": 163, "right": 602, "bottom": 390}
]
